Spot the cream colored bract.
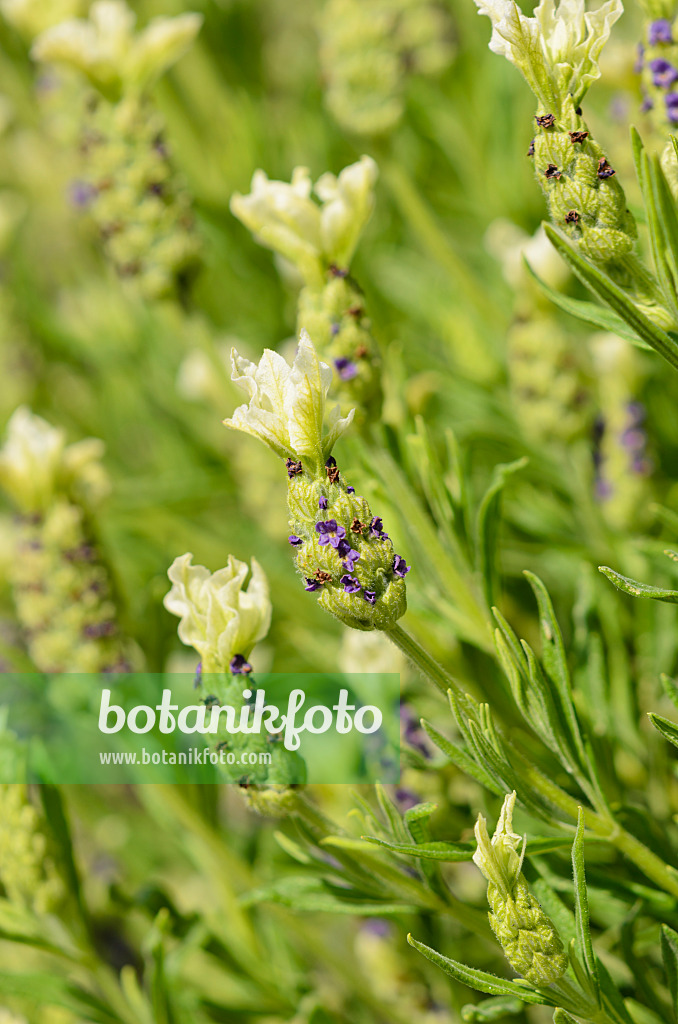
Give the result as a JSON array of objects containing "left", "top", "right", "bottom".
[
  {"left": 224, "top": 330, "right": 355, "bottom": 469},
  {"left": 164, "top": 553, "right": 272, "bottom": 674}
]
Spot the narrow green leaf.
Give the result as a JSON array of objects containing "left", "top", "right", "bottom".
[
  {"left": 543, "top": 224, "right": 678, "bottom": 371},
  {"left": 420, "top": 718, "right": 502, "bottom": 795},
  {"left": 461, "top": 995, "right": 524, "bottom": 1021},
  {"left": 406, "top": 935, "right": 547, "bottom": 1005},
  {"left": 572, "top": 808, "right": 600, "bottom": 999},
  {"left": 599, "top": 566, "right": 678, "bottom": 603},
  {"left": 552, "top": 1011, "right": 578, "bottom": 1024},
  {"left": 597, "top": 957, "right": 636, "bottom": 1024},
  {"left": 475, "top": 457, "right": 528, "bottom": 607},
  {"left": 649, "top": 712, "right": 678, "bottom": 749},
  {"left": 362, "top": 835, "right": 475, "bottom": 861},
  {"left": 524, "top": 259, "right": 651, "bottom": 348},
  {"left": 661, "top": 924, "right": 678, "bottom": 1021}
]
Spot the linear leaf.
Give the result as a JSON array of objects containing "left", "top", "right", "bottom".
[
  {"left": 524, "top": 259, "right": 651, "bottom": 348},
  {"left": 599, "top": 565, "right": 678, "bottom": 603},
  {"left": 407, "top": 935, "right": 547, "bottom": 1004},
  {"left": 572, "top": 808, "right": 600, "bottom": 998},
  {"left": 649, "top": 712, "right": 678, "bottom": 750},
  {"left": 543, "top": 224, "right": 678, "bottom": 371},
  {"left": 661, "top": 924, "right": 678, "bottom": 1021},
  {"left": 362, "top": 836, "right": 475, "bottom": 861}
]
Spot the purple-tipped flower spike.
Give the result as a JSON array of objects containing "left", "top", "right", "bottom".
[
  {"left": 649, "top": 58, "right": 678, "bottom": 87},
  {"left": 316, "top": 520, "right": 346, "bottom": 546},
  {"left": 289, "top": 535, "right": 303, "bottom": 546},
  {"left": 230, "top": 654, "right": 253, "bottom": 675},
  {"left": 393, "top": 555, "right": 410, "bottom": 578},
  {"left": 340, "top": 574, "right": 361, "bottom": 594},
  {"left": 334, "top": 357, "right": 358, "bottom": 381},
  {"left": 649, "top": 18, "right": 673, "bottom": 44},
  {"left": 319, "top": 496, "right": 328, "bottom": 509}
]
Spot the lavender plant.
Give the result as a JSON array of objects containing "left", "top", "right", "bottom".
[{"left": 2, "top": 2, "right": 678, "bottom": 1023}]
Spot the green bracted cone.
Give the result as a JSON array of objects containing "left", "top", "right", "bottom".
[
  {"left": 11, "top": 501, "right": 137, "bottom": 673},
  {"left": 298, "top": 270, "right": 382, "bottom": 420},
  {"left": 531, "top": 101, "right": 636, "bottom": 266},
  {"left": 287, "top": 459, "right": 408, "bottom": 631},
  {"left": 473, "top": 793, "right": 568, "bottom": 987}
]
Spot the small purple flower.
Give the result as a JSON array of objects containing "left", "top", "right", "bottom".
[
  {"left": 319, "top": 496, "right": 329, "bottom": 509},
  {"left": 649, "top": 18, "right": 673, "bottom": 44},
  {"left": 340, "top": 574, "right": 361, "bottom": 594},
  {"left": 304, "top": 578, "right": 322, "bottom": 591},
  {"left": 334, "top": 357, "right": 358, "bottom": 381},
  {"left": 666, "top": 91, "right": 678, "bottom": 120},
  {"left": 230, "top": 654, "right": 252, "bottom": 674},
  {"left": 330, "top": 322, "right": 340, "bottom": 336},
  {"left": 369, "top": 516, "right": 389, "bottom": 540},
  {"left": 641, "top": 95, "right": 654, "bottom": 112},
  {"left": 649, "top": 57, "right": 678, "bottom": 87},
  {"left": 363, "top": 590, "right": 376, "bottom": 605},
  {"left": 289, "top": 535, "right": 303, "bottom": 546},
  {"left": 393, "top": 554, "right": 410, "bottom": 578},
  {"left": 69, "top": 180, "right": 96, "bottom": 208},
  {"left": 342, "top": 548, "right": 361, "bottom": 571},
  {"left": 316, "top": 520, "right": 346, "bottom": 547},
  {"left": 347, "top": 485, "right": 355, "bottom": 494},
  {"left": 193, "top": 661, "right": 202, "bottom": 688}
]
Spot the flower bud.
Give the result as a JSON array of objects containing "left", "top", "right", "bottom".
[{"left": 473, "top": 793, "right": 568, "bottom": 986}]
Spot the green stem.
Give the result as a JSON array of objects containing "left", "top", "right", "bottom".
[{"left": 385, "top": 623, "right": 460, "bottom": 695}]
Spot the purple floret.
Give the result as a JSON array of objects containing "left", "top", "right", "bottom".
[
  {"left": 340, "top": 574, "right": 361, "bottom": 594},
  {"left": 649, "top": 18, "right": 673, "bottom": 44},
  {"left": 393, "top": 554, "right": 410, "bottom": 578}
]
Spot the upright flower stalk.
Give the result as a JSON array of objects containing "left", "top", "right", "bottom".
[
  {"left": 224, "top": 331, "right": 409, "bottom": 631},
  {"left": 230, "top": 158, "right": 383, "bottom": 419},
  {"left": 31, "top": 1, "right": 202, "bottom": 300},
  {"left": 0, "top": 407, "right": 138, "bottom": 672},
  {"left": 475, "top": 0, "right": 672, "bottom": 327}
]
